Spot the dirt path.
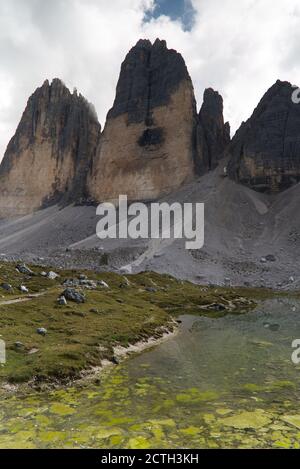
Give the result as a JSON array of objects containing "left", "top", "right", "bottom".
[{"left": 0, "top": 288, "right": 57, "bottom": 306}]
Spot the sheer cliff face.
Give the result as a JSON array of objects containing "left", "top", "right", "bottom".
[
  {"left": 87, "top": 39, "right": 200, "bottom": 202},
  {"left": 227, "top": 80, "right": 300, "bottom": 193},
  {"left": 198, "top": 88, "right": 230, "bottom": 170},
  {"left": 0, "top": 39, "right": 231, "bottom": 218},
  {"left": 0, "top": 79, "right": 101, "bottom": 217}
]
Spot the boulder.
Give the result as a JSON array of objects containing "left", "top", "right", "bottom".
[
  {"left": 63, "top": 279, "right": 80, "bottom": 288},
  {"left": 63, "top": 288, "right": 85, "bottom": 304},
  {"left": 47, "top": 271, "right": 60, "bottom": 280},
  {"left": 57, "top": 296, "right": 67, "bottom": 306},
  {"left": 98, "top": 280, "right": 109, "bottom": 289},
  {"left": 1, "top": 283, "right": 13, "bottom": 292},
  {"left": 16, "top": 264, "right": 35, "bottom": 276},
  {"left": 14, "top": 342, "right": 25, "bottom": 350}
]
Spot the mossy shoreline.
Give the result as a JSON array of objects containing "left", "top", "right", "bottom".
[{"left": 0, "top": 261, "right": 290, "bottom": 393}]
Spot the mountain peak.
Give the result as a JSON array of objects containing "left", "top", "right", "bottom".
[
  {"left": 0, "top": 80, "right": 101, "bottom": 217},
  {"left": 228, "top": 79, "right": 300, "bottom": 192},
  {"left": 198, "top": 88, "right": 231, "bottom": 170}
]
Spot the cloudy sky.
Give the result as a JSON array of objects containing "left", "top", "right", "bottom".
[{"left": 0, "top": 0, "right": 299, "bottom": 158}]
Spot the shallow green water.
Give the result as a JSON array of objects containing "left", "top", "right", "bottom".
[{"left": 1, "top": 298, "right": 300, "bottom": 449}]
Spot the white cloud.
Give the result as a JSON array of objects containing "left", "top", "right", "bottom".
[{"left": 0, "top": 0, "right": 300, "bottom": 158}]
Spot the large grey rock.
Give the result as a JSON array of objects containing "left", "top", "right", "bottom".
[
  {"left": 16, "top": 264, "right": 35, "bottom": 276},
  {"left": 63, "top": 288, "right": 85, "bottom": 304}
]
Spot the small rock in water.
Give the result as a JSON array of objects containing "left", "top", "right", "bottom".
[
  {"left": 63, "top": 288, "right": 85, "bottom": 304},
  {"left": 260, "top": 257, "right": 267, "bottom": 264},
  {"left": 57, "top": 296, "right": 67, "bottom": 306},
  {"left": 16, "top": 264, "right": 35, "bottom": 276},
  {"left": 289, "top": 276, "right": 295, "bottom": 283},
  {"left": 47, "top": 271, "right": 60, "bottom": 280},
  {"left": 37, "top": 328, "right": 47, "bottom": 336},
  {"left": 1, "top": 283, "right": 13, "bottom": 292},
  {"left": 20, "top": 285, "right": 29, "bottom": 293}
]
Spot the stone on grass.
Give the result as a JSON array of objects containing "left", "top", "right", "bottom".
[
  {"left": 57, "top": 296, "right": 67, "bottom": 306},
  {"left": 63, "top": 288, "right": 85, "bottom": 304},
  {"left": 20, "top": 285, "right": 29, "bottom": 293},
  {"left": 1, "top": 283, "right": 13, "bottom": 292},
  {"left": 79, "top": 279, "right": 97, "bottom": 289},
  {"left": 78, "top": 274, "right": 87, "bottom": 281},
  {"left": 63, "top": 279, "right": 79, "bottom": 288},
  {"left": 98, "top": 280, "right": 109, "bottom": 289},
  {"left": 14, "top": 342, "right": 25, "bottom": 350},
  {"left": 37, "top": 328, "right": 47, "bottom": 336},
  {"left": 16, "top": 264, "right": 35, "bottom": 276},
  {"left": 47, "top": 271, "right": 60, "bottom": 280}
]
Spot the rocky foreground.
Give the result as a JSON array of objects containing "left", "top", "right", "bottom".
[{"left": 0, "top": 260, "right": 263, "bottom": 388}]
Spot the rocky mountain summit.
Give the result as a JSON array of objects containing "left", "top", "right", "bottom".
[
  {"left": 5, "top": 40, "right": 300, "bottom": 219},
  {"left": 88, "top": 38, "right": 201, "bottom": 202},
  {"left": 0, "top": 79, "right": 101, "bottom": 217},
  {"left": 228, "top": 80, "right": 300, "bottom": 192},
  {"left": 198, "top": 88, "right": 230, "bottom": 170},
  {"left": 0, "top": 39, "right": 230, "bottom": 216}
]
